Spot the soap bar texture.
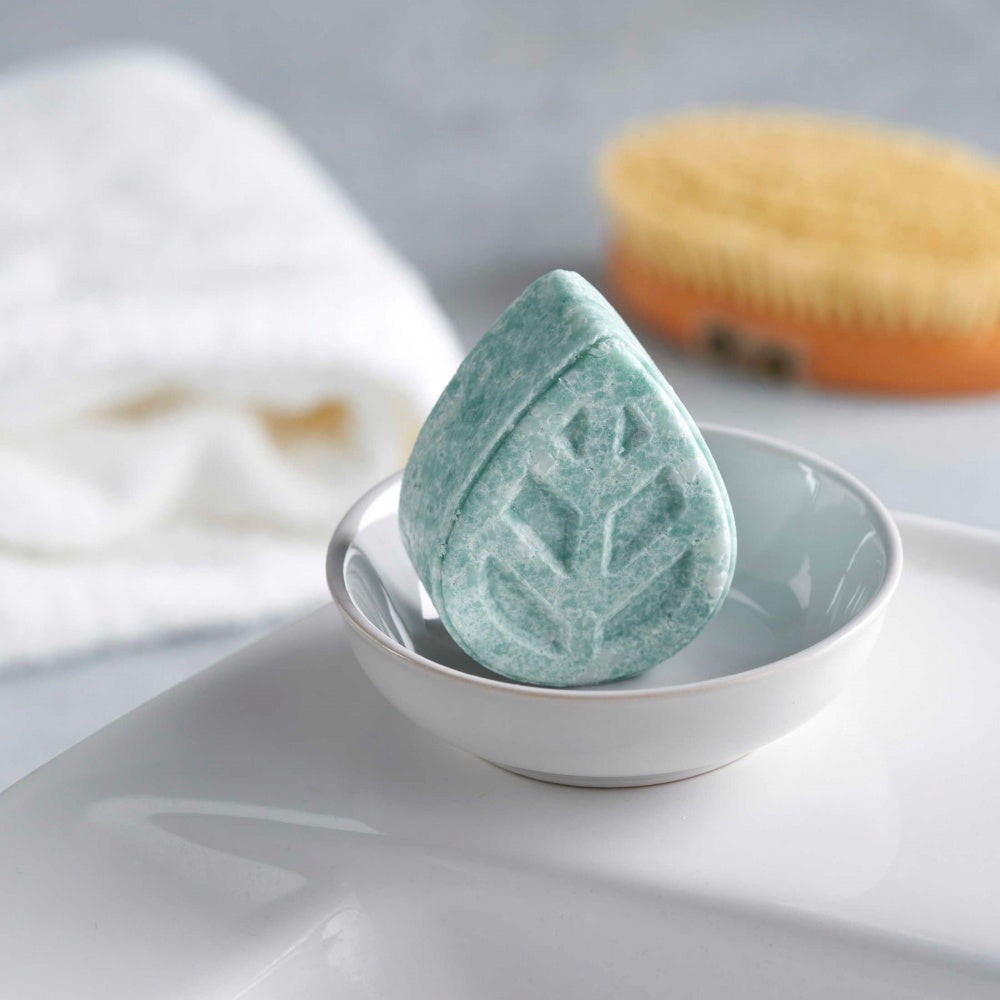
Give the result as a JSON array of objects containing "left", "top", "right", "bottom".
[{"left": 399, "top": 271, "right": 735, "bottom": 687}]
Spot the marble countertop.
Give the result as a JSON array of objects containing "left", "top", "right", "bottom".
[{"left": 2, "top": 0, "right": 1000, "bottom": 790}]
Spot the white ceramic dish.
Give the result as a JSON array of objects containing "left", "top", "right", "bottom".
[
  {"left": 0, "top": 513, "right": 997, "bottom": 999},
  {"left": 327, "top": 425, "right": 903, "bottom": 785}
]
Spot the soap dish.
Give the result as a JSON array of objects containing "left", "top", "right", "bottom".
[{"left": 327, "top": 425, "right": 902, "bottom": 787}]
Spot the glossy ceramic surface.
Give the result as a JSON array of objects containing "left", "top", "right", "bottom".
[
  {"left": 328, "top": 425, "right": 902, "bottom": 784},
  {"left": 0, "top": 514, "right": 998, "bottom": 998}
]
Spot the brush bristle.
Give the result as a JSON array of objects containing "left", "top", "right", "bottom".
[{"left": 599, "top": 111, "right": 1000, "bottom": 337}]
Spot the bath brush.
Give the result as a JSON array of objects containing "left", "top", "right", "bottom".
[{"left": 599, "top": 111, "right": 1000, "bottom": 394}]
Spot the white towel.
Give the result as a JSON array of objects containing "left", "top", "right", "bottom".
[{"left": 0, "top": 50, "right": 462, "bottom": 666}]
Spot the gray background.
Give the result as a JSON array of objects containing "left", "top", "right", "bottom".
[
  {"left": 2, "top": 0, "right": 1000, "bottom": 788},
  {"left": 5, "top": 0, "right": 1000, "bottom": 343}
]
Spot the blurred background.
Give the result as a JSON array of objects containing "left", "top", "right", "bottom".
[
  {"left": 2, "top": 0, "right": 999, "bottom": 788},
  {"left": 6, "top": 0, "right": 1000, "bottom": 347}
]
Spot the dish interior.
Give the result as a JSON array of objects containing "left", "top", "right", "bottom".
[{"left": 342, "top": 428, "right": 890, "bottom": 690}]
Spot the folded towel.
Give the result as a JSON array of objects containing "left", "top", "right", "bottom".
[{"left": 0, "top": 50, "right": 462, "bottom": 666}]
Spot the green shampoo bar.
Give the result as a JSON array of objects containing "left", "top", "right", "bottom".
[{"left": 399, "top": 271, "right": 735, "bottom": 687}]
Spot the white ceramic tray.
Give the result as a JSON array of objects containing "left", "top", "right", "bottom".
[{"left": 1, "top": 513, "right": 998, "bottom": 999}]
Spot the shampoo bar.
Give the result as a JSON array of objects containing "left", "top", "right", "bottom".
[{"left": 399, "top": 271, "right": 735, "bottom": 687}]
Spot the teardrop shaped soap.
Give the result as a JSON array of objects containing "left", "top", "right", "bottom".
[{"left": 399, "top": 271, "right": 735, "bottom": 687}]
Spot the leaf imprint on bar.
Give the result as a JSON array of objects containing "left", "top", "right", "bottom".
[{"left": 441, "top": 340, "right": 729, "bottom": 685}]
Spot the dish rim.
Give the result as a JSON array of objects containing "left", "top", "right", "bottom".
[{"left": 326, "top": 423, "right": 904, "bottom": 702}]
